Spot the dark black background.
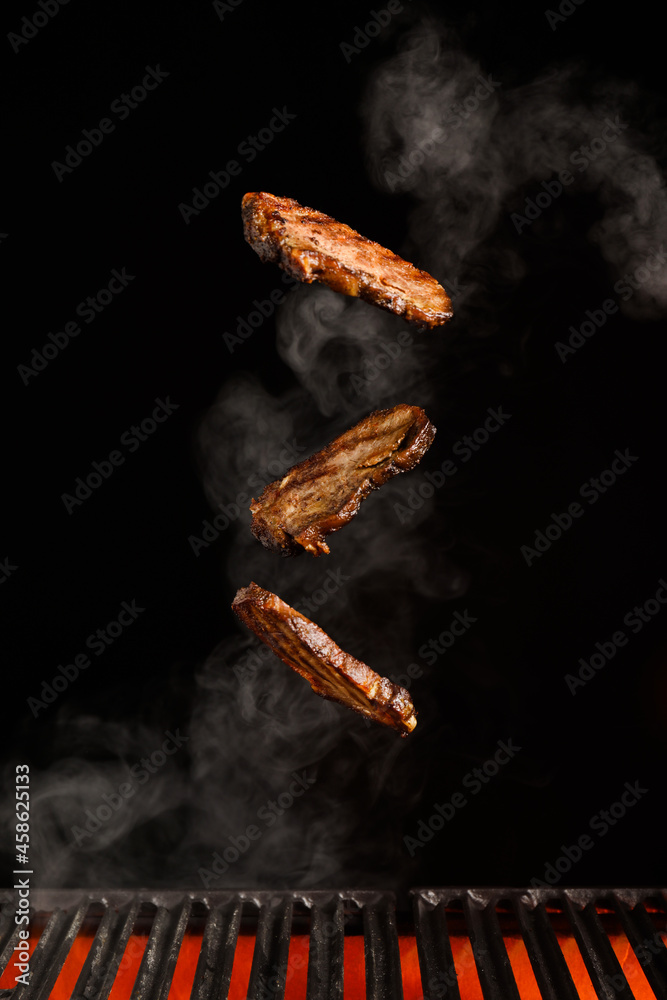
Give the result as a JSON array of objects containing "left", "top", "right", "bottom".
[{"left": 2, "top": 0, "right": 666, "bottom": 893}]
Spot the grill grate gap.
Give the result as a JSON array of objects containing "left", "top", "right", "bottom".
[
  {"left": 48, "top": 900, "right": 100, "bottom": 997},
  {"left": 283, "top": 899, "right": 310, "bottom": 999},
  {"left": 540, "top": 897, "right": 604, "bottom": 1000},
  {"left": 496, "top": 897, "right": 542, "bottom": 1000},
  {"left": 397, "top": 934, "right": 422, "bottom": 1000},
  {"left": 343, "top": 931, "right": 366, "bottom": 1000},
  {"left": 107, "top": 900, "right": 157, "bottom": 1000},
  {"left": 443, "top": 896, "right": 485, "bottom": 1000},
  {"left": 563, "top": 894, "right": 636, "bottom": 1000},
  {"left": 225, "top": 900, "right": 257, "bottom": 1000},
  {"left": 642, "top": 895, "right": 667, "bottom": 916},
  {"left": 162, "top": 904, "right": 209, "bottom": 1000},
  {"left": 611, "top": 893, "right": 667, "bottom": 999},
  {"left": 463, "top": 893, "right": 521, "bottom": 1000},
  {"left": 513, "top": 894, "right": 579, "bottom": 1000}
]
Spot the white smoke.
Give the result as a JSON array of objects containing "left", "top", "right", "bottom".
[{"left": 362, "top": 20, "right": 667, "bottom": 322}]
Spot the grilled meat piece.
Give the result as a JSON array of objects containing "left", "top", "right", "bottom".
[
  {"left": 250, "top": 404, "right": 435, "bottom": 557},
  {"left": 232, "top": 582, "right": 417, "bottom": 735},
  {"left": 242, "top": 191, "right": 452, "bottom": 329}
]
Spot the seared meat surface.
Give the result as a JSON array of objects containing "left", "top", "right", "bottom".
[
  {"left": 250, "top": 404, "right": 435, "bottom": 556},
  {"left": 242, "top": 191, "right": 453, "bottom": 329},
  {"left": 232, "top": 582, "right": 417, "bottom": 735}
]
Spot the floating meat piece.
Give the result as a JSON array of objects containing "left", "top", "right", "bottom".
[
  {"left": 250, "top": 403, "right": 436, "bottom": 557},
  {"left": 242, "top": 191, "right": 453, "bottom": 329},
  {"left": 232, "top": 582, "right": 417, "bottom": 736}
]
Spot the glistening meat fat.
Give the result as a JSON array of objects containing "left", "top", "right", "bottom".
[
  {"left": 232, "top": 582, "right": 417, "bottom": 736},
  {"left": 249, "top": 404, "right": 436, "bottom": 556},
  {"left": 242, "top": 191, "right": 453, "bottom": 329}
]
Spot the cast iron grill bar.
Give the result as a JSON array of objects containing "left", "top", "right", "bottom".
[
  {"left": 0, "top": 906, "right": 19, "bottom": 970},
  {"left": 129, "top": 897, "right": 191, "bottom": 1000},
  {"left": 190, "top": 899, "right": 242, "bottom": 1000},
  {"left": 0, "top": 924, "right": 25, "bottom": 998},
  {"left": 3, "top": 888, "right": 666, "bottom": 998},
  {"left": 246, "top": 897, "right": 293, "bottom": 1000},
  {"left": 513, "top": 896, "right": 579, "bottom": 1000},
  {"left": 71, "top": 897, "right": 140, "bottom": 1000},
  {"left": 612, "top": 895, "right": 667, "bottom": 998},
  {"left": 562, "top": 895, "right": 635, "bottom": 1000},
  {"left": 412, "top": 892, "right": 461, "bottom": 1000},
  {"left": 362, "top": 893, "right": 404, "bottom": 1000},
  {"left": 463, "top": 895, "right": 521, "bottom": 1000},
  {"left": 16, "top": 899, "right": 88, "bottom": 1000},
  {"left": 305, "top": 896, "right": 344, "bottom": 1000}
]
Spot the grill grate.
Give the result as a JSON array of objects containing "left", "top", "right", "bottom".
[
  {"left": 0, "top": 888, "right": 665, "bottom": 998},
  {"left": 191, "top": 898, "right": 242, "bottom": 999}
]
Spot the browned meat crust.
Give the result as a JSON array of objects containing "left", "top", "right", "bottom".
[
  {"left": 242, "top": 191, "right": 452, "bottom": 329},
  {"left": 250, "top": 404, "right": 435, "bottom": 557},
  {"left": 232, "top": 582, "right": 417, "bottom": 736}
]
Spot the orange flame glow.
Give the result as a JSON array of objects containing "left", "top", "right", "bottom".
[{"left": 0, "top": 927, "right": 661, "bottom": 997}]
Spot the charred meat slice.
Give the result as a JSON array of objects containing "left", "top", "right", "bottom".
[
  {"left": 232, "top": 582, "right": 417, "bottom": 736},
  {"left": 250, "top": 403, "right": 435, "bottom": 556},
  {"left": 242, "top": 191, "right": 452, "bottom": 329}
]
